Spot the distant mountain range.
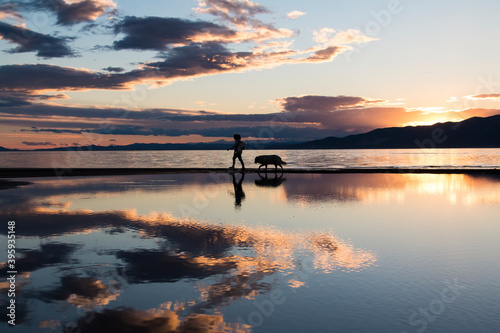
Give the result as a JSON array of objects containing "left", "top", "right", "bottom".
[
  {"left": 284, "top": 114, "right": 500, "bottom": 149},
  {"left": 286, "top": 115, "right": 500, "bottom": 149},
  {"left": 1, "top": 114, "right": 499, "bottom": 151}
]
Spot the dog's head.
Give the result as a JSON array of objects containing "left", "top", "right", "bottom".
[{"left": 254, "top": 156, "right": 262, "bottom": 164}]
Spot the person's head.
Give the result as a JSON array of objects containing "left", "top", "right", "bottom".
[{"left": 233, "top": 134, "right": 241, "bottom": 140}]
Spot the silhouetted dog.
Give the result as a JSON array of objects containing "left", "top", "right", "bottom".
[{"left": 254, "top": 155, "right": 287, "bottom": 171}]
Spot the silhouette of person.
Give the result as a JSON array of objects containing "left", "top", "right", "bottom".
[
  {"left": 232, "top": 172, "right": 246, "bottom": 207},
  {"left": 227, "top": 134, "right": 245, "bottom": 170}
]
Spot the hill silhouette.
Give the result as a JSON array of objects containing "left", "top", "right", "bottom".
[
  {"left": 0, "top": 146, "right": 17, "bottom": 151},
  {"left": 284, "top": 115, "right": 500, "bottom": 149}
]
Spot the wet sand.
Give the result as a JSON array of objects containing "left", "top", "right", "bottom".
[{"left": 1, "top": 167, "right": 499, "bottom": 178}]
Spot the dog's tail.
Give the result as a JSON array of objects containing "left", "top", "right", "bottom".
[{"left": 282, "top": 160, "right": 287, "bottom": 165}]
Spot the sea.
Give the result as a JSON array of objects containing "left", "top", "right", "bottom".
[
  {"left": 1, "top": 148, "right": 499, "bottom": 169},
  {"left": 1, "top": 148, "right": 499, "bottom": 332}
]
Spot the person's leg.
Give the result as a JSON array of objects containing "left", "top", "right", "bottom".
[
  {"left": 231, "top": 154, "right": 237, "bottom": 168},
  {"left": 238, "top": 154, "right": 245, "bottom": 169}
]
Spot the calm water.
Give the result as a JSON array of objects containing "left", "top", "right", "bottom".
[
  {"left": 1, "top": 148, "right": 499, "bottom": 169},
  {"left": 1, "top": 173, "right": 499, "bottom": 332}
]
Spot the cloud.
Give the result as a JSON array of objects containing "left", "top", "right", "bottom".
[
  {"left": 102, "top": 66, "right": 124, "bottom": 73},
  {"left": 23, "top": 125, "right": 337, "bottom": 141},
  {"left": 0, "top": 92, "right": 32, "bottom": 107},
  {"left": 22, "top": 141, "right": 57, "bottom": 146},
  {"left": 468, "top": 93, "right": 500, "bottom": 100},
  {"left": 312, "top": 28, "right": 377, "bottom": 50},
  {"left": 113, "top": 16, "right": 238, "bottom": 50},
  {"left": 195, "top": 0, "right": 269, "bottom": 26},
  {"left": 287, "top": 10, "right": 306, "bottom": 19},
  {"left": 5, "top": 95, "right": 499, "bottom": 142},
  {"left": 32, "top": 0, "right": 117, "bottom": 26},
  {"left": 277, "top": 95, "right": 385, "bottom": 112},
  {"left": 136, "top": 38, "right": 365, "bottom": 84},
  {"left": 0, "top": 35, "right": 367, "bottom": 93},
  {"left": 0, "top": 64, "right": 132, "bottom": 91},
  {"left": 0, "top": 21, "right": 76, "bottom": 58},
  {"left": 0, "top": 91, "right": 69, "bottom": 107},
  {"left": 0, "top": 3, "right": 24, "bottom": 21},
  {"left": 195, "top": 0, "right": 293, "bottom": 42},
  {"left": 0, "top": 0, "right": 376, "bottom": 93}
]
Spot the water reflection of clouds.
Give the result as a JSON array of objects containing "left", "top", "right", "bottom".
[
  {"left": 71, "top": 305, "right": 252, "bottom": 333},
  {"left": 41, "top": 276, "right": 121, "bottom": 310},
  {"left": 0, "top": 174, "right": 379, "bottom": 331},
  {"left": 2, "top": 172, "right": 499, "bottom": 331}
]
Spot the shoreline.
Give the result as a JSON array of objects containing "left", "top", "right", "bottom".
[{"left": 1, "top": 167, "right": 499, "bottom": 178}]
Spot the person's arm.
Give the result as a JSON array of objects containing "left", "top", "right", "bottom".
[{"left": 227, "top": 143, "right": 235, "bottom": 151}]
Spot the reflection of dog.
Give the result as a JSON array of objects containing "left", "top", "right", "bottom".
[
  {"left": 255, "top": 174, "right": 286, "bottom": 188},
  {"left": 254, "top": 155, "right": 287, "bottom": 171}
]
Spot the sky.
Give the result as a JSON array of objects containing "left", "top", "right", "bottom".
[{"left": 1, "top": 0, "right": 500, "bottom": 150}]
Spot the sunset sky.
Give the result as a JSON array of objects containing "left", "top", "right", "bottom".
[{"left": 1, "top": 0, "right": 500, "bottom": 149}]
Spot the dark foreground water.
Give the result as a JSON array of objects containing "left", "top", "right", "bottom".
[{"left": 1, "top": 173, "right": 499, "bottom": 332}]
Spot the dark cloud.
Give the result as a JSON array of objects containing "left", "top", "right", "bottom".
[
  {"left": 0, "top": 40, "right": 365, "bottom": 93},
  {"left": 0, "top": 92, "right": 32, "bottom": 107},
  {"left": 140, "top": 42, "right": 252, "bottom": 76},
  {"left": 0, "top": 91, "right": 68, "bottom": 107},
  {"left": 306, "top": 46, "right": 343, "bottom": 62},
  {"left": 23, "top": 125, "right": 335, "bottom": 140},
  {"left": 0, "top": 103, "right": 221, "bottom": 121},
  {"left": 21, "top": 141, "right": 57, "bottom": 146},
  {"left": 0, "top": 2, "right": 24, "bottom": 21},
  {"left": 4, "top": 95, "right": 500, "bottom": 141},
  {"left": 53, "top": 0, "right": 115, "bottom": 25},
  {"left": 0, "top": 64, "right": 132, "bottom": 91},
  {"left": 470, "top": 93, "right": 500, "bottom": 99},
  {"left": 0, "top": 44, "right": 255, "bottom": 93},
  {"left": 278, "top": 95, "right": 383, "bottom": 112},
  {"left": 18, "top": 0, "right": 117, "bottom": 25},
  {"left": 113, "top": 16, "right": 237, "bottom": 51},
  {"left": 102, "top": 66, "right": 125, "bottom": 72},
  {"left": 0, "top": 21, "right": 75, "bottom": 58}
]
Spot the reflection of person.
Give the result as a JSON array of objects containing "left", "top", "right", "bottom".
[
  {"left": 232, "top": 172, "right": 246, "bottom": 207},
  {"left": 227, "top": 134, "right": 245, "bottom": 170}
]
